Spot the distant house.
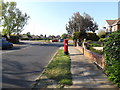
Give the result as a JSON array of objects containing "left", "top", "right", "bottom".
[{"left": 103, "top": 18, "right": 120, "bottom": 33}]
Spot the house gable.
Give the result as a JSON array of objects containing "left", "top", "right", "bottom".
[{"left": 103, "top": 18, "right": 120, "bottom": 33}]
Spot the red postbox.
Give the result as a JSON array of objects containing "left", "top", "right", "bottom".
[{"left": 64, "top": 39, "right": 68, "bottom": 55}]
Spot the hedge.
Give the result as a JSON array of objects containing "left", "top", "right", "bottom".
[
  {"left": 8, "top": 36, "right": 19, "bottom": 44},
  {"left": 104, "top": 30, "right": 120, "bottom": 87},
  {"left": 86, "top": 32, "right": 100, "bottom": 41}
]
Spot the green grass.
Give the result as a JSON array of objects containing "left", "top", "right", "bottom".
[
  {"left": 68, "top": 43, "right": 73, "bottom": 46},
  {"left": 43, "top": 49, "right": 72, "bottom": 86}
]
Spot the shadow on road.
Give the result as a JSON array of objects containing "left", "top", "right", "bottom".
[
  {"left": 2, "top": 58, "right": 43, "bottom": 88},
  {"left": 29, "top": 43, "right": 64, "bottom": 47}
]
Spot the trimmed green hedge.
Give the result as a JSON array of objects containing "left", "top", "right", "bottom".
[
  {"left": 104, "top": 30, "right": 120, "bottom": 87},
  {"left": 86, "top": 32, "right": 100, "bottom": 41}
]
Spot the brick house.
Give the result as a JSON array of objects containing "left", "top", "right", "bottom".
[{"left": 103, "top": 18, "right": 120, "bottom": 33}]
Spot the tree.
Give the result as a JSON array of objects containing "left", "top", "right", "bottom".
[
  {"left": 61, "top": 33, "right": 68, "bottom": 39},
  {"left": 66, "top": 12, "right": 84, "bottom": 35},
  {"left": 26, "top": 32, "right": 32, "bottom": 39},
  {"left": 26, "top": 32, "right": 31, "bottom": 36},
  {"left": 1, "top": 1, "right": 30, "bottom": 37},
  {"left": 66, "top": 12, "right": 98, "bottom": 35}
]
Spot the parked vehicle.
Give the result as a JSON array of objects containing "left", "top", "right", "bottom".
[
  {"left": 0, "top": 38, "right": 13, "bottom": 49},
  {"left": 59, "top": 39, "right": 64, "bottom": 42},
  {"left": 52, "top": 40, "right": 58, "bottom": 42}
]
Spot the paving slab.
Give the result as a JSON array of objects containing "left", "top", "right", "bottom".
[{"left": 67, "top": 46, "right": 118, "bottom": 89}]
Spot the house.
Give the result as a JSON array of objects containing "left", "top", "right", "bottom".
[{"left": 103, "top": 18, "right": 120, "bottom": 33}]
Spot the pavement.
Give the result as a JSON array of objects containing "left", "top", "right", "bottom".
[{"left": 67, "top": 46, "right": 118, "bottom": 89}]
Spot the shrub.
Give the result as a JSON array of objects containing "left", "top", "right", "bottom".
[
  {"left": 86, "top": 32, "right": 100, "bottom": 41},
  {"left": 98, "top": 38, "right": 105, "bottom": 42},
  {"left": 86, "top": 40, "right": 92, "bottom": 43},
  {"left": 73, "top": 32, "right": 86, "bottom": 41},
  {"left": 21, "top": 38, "right": 29, "bottom": 40},
  {"left": 8, "top": 36, "right": 19, "bottom": 44},
  {"left": 86, "top": 43, "right": 103, "bottom": 55},
  {"left": 104, "top": 30, "right": 120, "bottom": 87},
  {"left": 87, "top": 43, "right": 101, "bottom": 49},
  {"left": 90, "top": 47, "right": 103, "bottom": 55}
]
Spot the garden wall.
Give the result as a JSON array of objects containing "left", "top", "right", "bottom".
[{"left": 76, "top": 46, "right": 105, "bottom": 69}]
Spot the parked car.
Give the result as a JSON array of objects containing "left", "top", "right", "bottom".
[
  {"left": 0, "top": 38, "right": 13, "bottom": 49},
  {"left": 59, "top": 39, "right": 64, "bottom": 42},
  {"left": 52, "top": 40, "right": 58, "bottom": 42}
]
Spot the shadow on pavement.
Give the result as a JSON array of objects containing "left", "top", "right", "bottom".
[{"left": 70, "top": 53, "right": 83, "bottom": 56}]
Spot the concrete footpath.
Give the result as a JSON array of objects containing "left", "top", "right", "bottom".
[{"left": 67, "top": 46, "right": 118, "bottom": 89}]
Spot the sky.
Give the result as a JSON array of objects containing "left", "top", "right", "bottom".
[{"left": 3, "top": 0, "right": 119, "bottom": 36}]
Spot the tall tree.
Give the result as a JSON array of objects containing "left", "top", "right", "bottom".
[
  {"left": 1, "top": 1, "right": 30, "bottom": 37},
  {"left": 66, "top": 12, "right": 98, "bottom": 35}
]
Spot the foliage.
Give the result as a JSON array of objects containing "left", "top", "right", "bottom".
[
  {"left": 73, "top": 32, "right": 80, "bottom": 40},
  {"left": 61, "top": 33, "right": 68, "bottom": 39},
  {"left": 88, "top": 43, "right": 101, "bottom": 47},
  {"left": 86, "top": 40, "right": 92, "bottom": 43},
  {"left": 44, "top": 49, "right": 72, "bottom": 86},
  {"left": 1, "top": 1, "right": 30, "bottom": 36},
  {"left": 97, "top": 30, "right": 106, "bottom": 38},
  {"left": 86, "top": 32, "right": 100, "bottom": 41},
  {"left": 86, "top": 43, "right": 101, "bottom": 49},
  {"left": 66, "top": 12, "right": 98, "bottom": 35},
  {"left": 104, "top": 30, "right": 120, "bottom": 87},
  {"left": 67, "top": 35, "right": 72, "bottom": 40},
  {"left": 73, "top": 31, "right": 86, "bottom": 41},
  {"left": 89, "top": 47, "right": 103, "bottom": 55},
  {"left": 8, "top": 35, "right": 19, "bottom": 43},
  {"left": 86, "top": 42, "right": 103, "bottom": 55},
  {"left": 98, "top": 38, "right": 105, "bottom": 42}
]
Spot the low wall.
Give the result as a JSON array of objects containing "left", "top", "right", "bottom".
[{"left": 76, "top": 46, "right": 105, "bottom": 69}]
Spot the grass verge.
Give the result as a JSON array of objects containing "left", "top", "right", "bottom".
[{"left": 43, "top": 49, "right": 72, "bottom": 87}]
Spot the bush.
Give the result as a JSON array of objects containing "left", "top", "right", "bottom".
[
  {"left": 90, "top": 47, "right": 103, "bottom": 55},
  {"left": 98, "top": 38, "right": 105, "bottom": 42},
  {"left": 104, "top": 30, "right": 120, "bottom": 87},
  {"left": 86, "top": 40, "right": 92, "bottom": 43},
  {"left": 86, "top": 43, "right": 103, "bottom": 55},
  {"left": 86, "top": 32, "right": 100, "bottom": 41},
  {"left": 8, "top": 36, "right": 19, "bottom": 44},
  {"left": 21, "top": 38, "right": 29, "bottom": 40},
  {"left": 87, "top": 43, "right": 101, "bottom": 49}
]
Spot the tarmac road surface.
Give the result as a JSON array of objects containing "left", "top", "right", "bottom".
[{"left": 2, "top": 41, "right": 62, "bottom": 88}]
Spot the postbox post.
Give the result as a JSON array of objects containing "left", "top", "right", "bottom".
[{"left": 64, "top": 39, "right": 68, "bottom": 55}]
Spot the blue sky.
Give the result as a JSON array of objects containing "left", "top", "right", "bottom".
[{"left": 4, "top": 0, "right": 119, "bottom": 36}]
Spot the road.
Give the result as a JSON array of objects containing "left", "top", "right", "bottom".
[{"left": 2, "top": 41, "right": 63, "bottom": 88}]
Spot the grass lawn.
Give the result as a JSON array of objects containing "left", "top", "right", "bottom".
[
  {"left": 68, "top": 43, "right": 73, "bottom": 46},
  {"left": 43, "top": 49, "right": 72, "bottom": 87}
]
